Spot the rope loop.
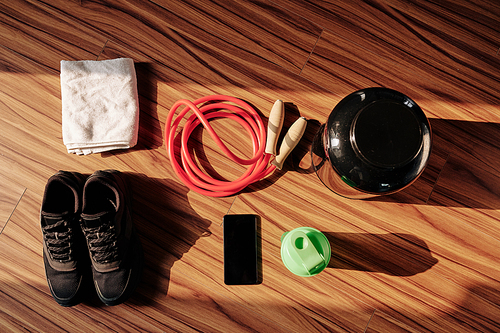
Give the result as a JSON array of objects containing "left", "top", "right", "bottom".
[{"left": 165, "top": 95, "right": 275, "bottom": 197}]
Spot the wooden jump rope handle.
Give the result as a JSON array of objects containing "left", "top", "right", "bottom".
[
  {"left": 272, "top": 117, "right": 308, "bottom": 170},
  {"left": 265, "top": 99, "right": 285, "bottom": 156}
]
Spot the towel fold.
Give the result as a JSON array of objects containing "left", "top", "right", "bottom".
[{"left": 60, "top": 58, "right": 139, "bottom": 155}]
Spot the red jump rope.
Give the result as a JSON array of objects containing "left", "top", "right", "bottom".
[{"left": 165, "top": 95, "right": 307, "bottom": 197}]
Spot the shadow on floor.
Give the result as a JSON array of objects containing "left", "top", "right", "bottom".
[
  {"left": 374, "top": 119, "right": 500, "bottom": 209},
  {"left": 125, "top": 172, "right": 212, "bottom": 306},
  {"left": 324, "top": 232, "right": 438, "bottom": 276}
]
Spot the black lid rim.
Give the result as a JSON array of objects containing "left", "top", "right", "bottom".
[{"left": 324, "top": 87, "right": 432, "bottom": 193}]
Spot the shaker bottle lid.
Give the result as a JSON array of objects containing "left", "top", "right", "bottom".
[{"left": 280, "top": 227, "right": 331, "bottom": 277}]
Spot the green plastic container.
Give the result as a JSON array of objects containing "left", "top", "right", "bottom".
[{"left": 280, "top": 227, "right": 331, "bottom": 277}]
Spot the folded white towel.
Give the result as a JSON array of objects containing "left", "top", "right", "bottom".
[{"left": 60, "top": 58, "right": 139, "bottom": 155}]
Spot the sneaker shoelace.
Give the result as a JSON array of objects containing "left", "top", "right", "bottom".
[
  {"left": 82, "top": 216, "right": 119, "bottom": 263},
  {"left": 43, "top": 218, "right": 74, "bottom": 261}
]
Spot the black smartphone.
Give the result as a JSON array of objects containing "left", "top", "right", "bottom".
[{"left": 223, "top": 214, "right": 260, "bottom": 285}]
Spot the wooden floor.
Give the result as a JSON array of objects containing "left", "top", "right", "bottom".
[{"left": 1, "top": 0, "right": 500, "bottom": 331}]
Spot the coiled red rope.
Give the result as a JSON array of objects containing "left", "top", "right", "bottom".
[{"left": 165, "top": 95, "right": 276, "bottom": 197}]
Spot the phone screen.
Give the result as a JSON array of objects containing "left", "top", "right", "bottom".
[{"left": 223, "top": 214, "right": 259, "bottom": 285}]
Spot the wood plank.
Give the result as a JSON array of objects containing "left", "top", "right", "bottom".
[
  {"left": 430, "top": 118, "right": 500, "bottom": 177},
  {"left": 422, "top": 118, "right": 500, "bottom": 242},
  {"left": 273, "top": 0, "right": 500, "bottom": 115},
  {"left": 150, "top": 270, "right": 292, "bottom": 332},
  {"left": 0, "top": 48, "right": 109, "bottom": 192},
  {"left": 300, "top": 29, "right": 500, "bottom": 121},
  {"left": 0, "top": 310, "right": 35, "bottom": 333},
  {"left": 231, "top": 175, "right": 500, "bottom": 332},
  {"left": 97, "top": 35, "right": 338, "bottom": 120},
  {"left": 384, "top": 0, "right": 500, "bottom": 53},
  {"left": 0, "top": 0, "right": 107, "bottom": 71},
  {"left": 74, "top": 1, "right": 332, "bottom": 116},
  {"left": 33, "top": 0, "right": 323, "bottom": 74},
  {"left": 365, "top": 310, "right": 421, "bottom": 333},
  {"left": 148, "top": 0, "right": 323, "bottom": 74},
  {"left": 0, "top": 174, "right": 25, "bottom": 232},
  {"left": 427, "top": 153, "right": 500, "bottom": 237}
]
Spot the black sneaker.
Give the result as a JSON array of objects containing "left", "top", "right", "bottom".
[
  {"left": 80, "top": 170, "right": 143, "bottom": 306},
  {"left": 40, "top": 171, "right": 87, "bottom": 307}
]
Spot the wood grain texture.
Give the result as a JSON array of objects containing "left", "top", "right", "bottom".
[
  {"left": 1, "top": 0, "right": 499, "bottom": 331},
  {"left": 365, "top": 310, "right": 420, "bottom": 333},
  {"left": 0, "top": 0, "right": 107, "bottom": 71},
  {"left": 149, "top": 0, "right": 324, "bottom": 74},
  {"left": 0, "top": 47, "right": 109, "bottom": 192},
  {"left": 274, "top": 0, "right": 500, "bottom": 116},
  {"left": 300, "top": 28, "right": 500, "bottom": 121},
  {"left": 0, "top": 174, "right": 25, "bottom": 232},
  {"left": 233, "top": 178, "right": 500, "bottom": 332}
]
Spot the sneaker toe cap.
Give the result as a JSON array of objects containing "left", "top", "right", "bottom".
[
  {"left": 47, "top": 273, "right": 83, "bottom": 306},
  {"left": 94, "top": 268, "right": 131, "bottom": 305}
]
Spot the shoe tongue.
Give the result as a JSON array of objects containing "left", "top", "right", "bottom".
[
  {"left": 41, "top": 211, "right": 70, "bottom": 225},
  {"left": 81, "top": 211, "right": 114, "bottom": 228}
]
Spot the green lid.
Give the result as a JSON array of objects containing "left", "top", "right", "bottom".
[{"left": 280, "top": 227, "right": 331, "bottom": 277}]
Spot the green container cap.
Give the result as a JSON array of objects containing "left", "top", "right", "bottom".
[{"left": 280, "top": 227, "right": 331, "bottom": 277}]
